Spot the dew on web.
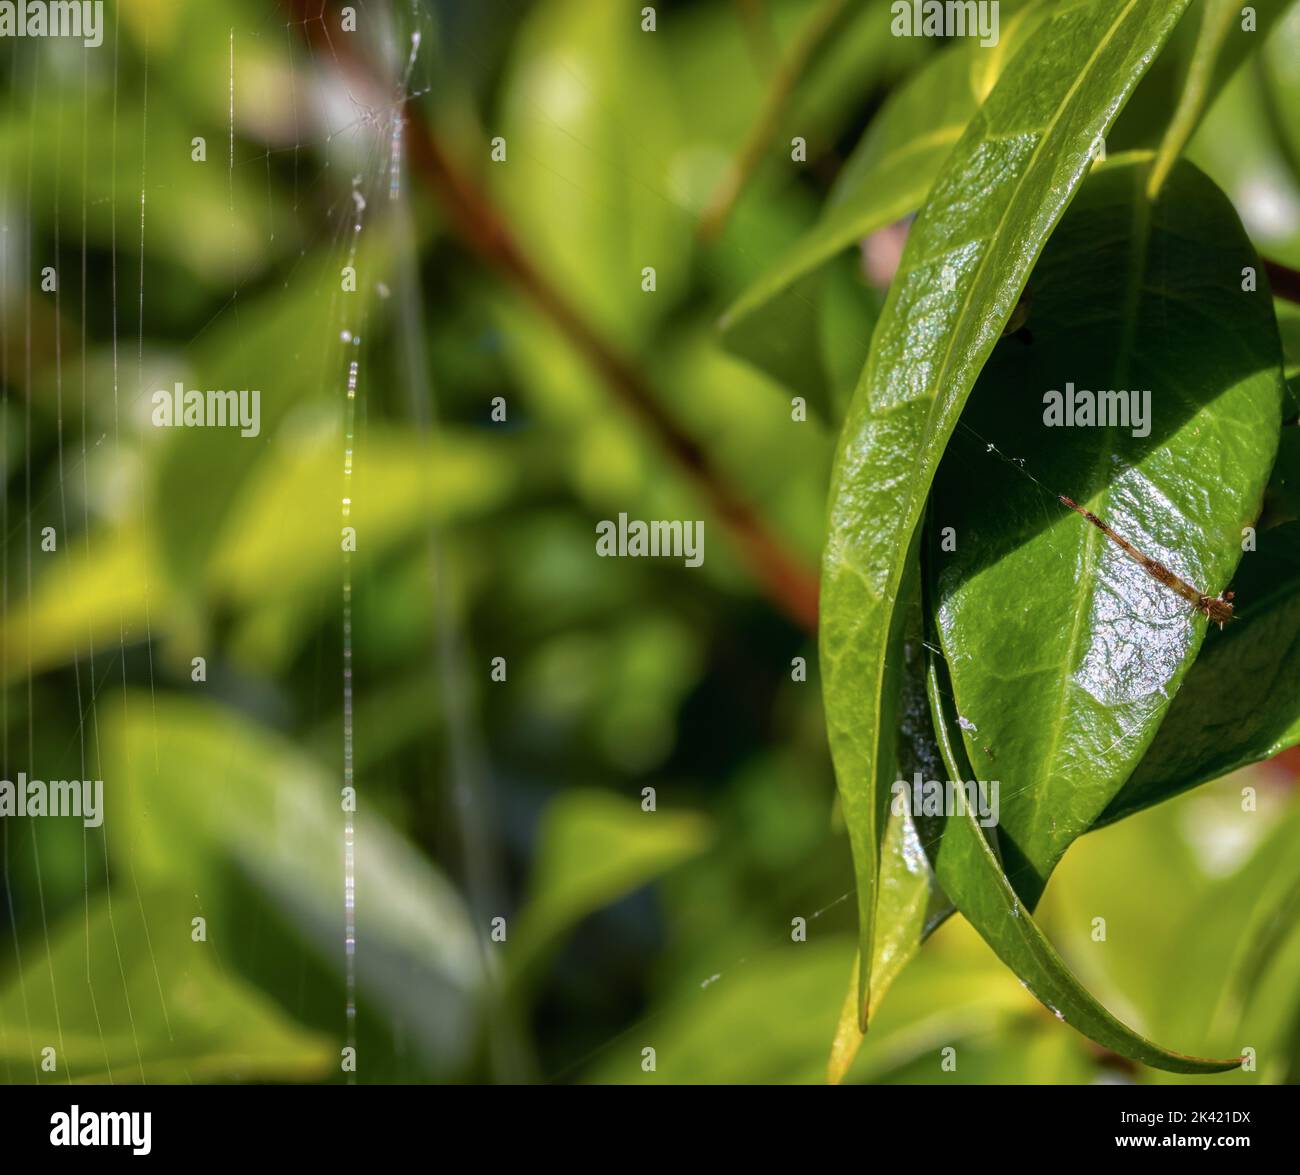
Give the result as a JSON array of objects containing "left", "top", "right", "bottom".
[
  {"left": 339, "top": 167, "right": 368, "bottom": 1082},
  {"left": 388, "top": 33, "right": 421, "bottom": 202}
]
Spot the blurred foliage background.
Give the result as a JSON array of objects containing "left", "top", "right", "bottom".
[{"left": 0, "top": 0, "right": 1297, "bottom": 1084}]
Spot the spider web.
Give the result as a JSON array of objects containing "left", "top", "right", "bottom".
[
  {"left": 0, "top": 0, "right": 1221, "bottom": 1090},
  {"left": 0, "top": 0, "right": 466, "bottom": 1085}
]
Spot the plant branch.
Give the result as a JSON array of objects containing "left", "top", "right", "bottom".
[
  {"left": 286, "top": 1, "right": 820, "bottom": 632},
  {"left": 696, "top": 0, "right": 849, "bottom": 242},
  {"left": 1264, "top": 257, "right": 1300, "bottom": 306}
]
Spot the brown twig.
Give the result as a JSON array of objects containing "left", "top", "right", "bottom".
[
  {"left": 696, "top": 0, "right": 850, "bottom": 242},
  {"left": 734, "top": 0, "right": 778, "bottom": 74},
  {"left": 284, "top": 1, "right": 820, "bottom": 631},
  {"left": 1265, "top": 258, "right": 1300, "bottom": 306}
]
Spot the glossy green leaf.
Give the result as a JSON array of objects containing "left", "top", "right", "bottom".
[
  {"left": 931, "top": 157, "right": 1283, "bottom": 906},
  {"left": 721, "top": 2, "right": 1045, "bottom": 344},
  {"left": 821, "top": 0, "right": 1192, "bottom": 1021},
  {"left": 924, "top": 633, "right": 1238, "bottom": 1073},
  {"left": 1100, "top": 521, "right": 1300, "bottom": 827},
  {"left": 828, "top": 578, "right": 954, "bottom": 1081}
]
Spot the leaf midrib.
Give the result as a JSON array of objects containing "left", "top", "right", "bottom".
[
  {"left": 1019, "top": 171, "right": 1155, "bottom": 841},
  {"left": 873, "top": 0, "right": 1146, "bottom": 735}
]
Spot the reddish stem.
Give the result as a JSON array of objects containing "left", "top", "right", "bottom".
[{"left": 284, "top": 1, "right": 821, "bottom": 631}]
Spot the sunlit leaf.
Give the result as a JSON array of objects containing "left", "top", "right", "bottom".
[
  {"left": 0, "top": 524, "right": 156, "bottom": 683},
  {"left": 494, "top": 0, "right": 690, "bottom": 348},
  {"left": 1102, "top": 522, "right": 1300, "bottom": 827},
  {"left": 822, "top": 0, "right": 1192, "bottom": 1020},
  {"left": 102, "top": 694, "right": 484, "bottom": 1077},
  {"left": 925, "top": 638, "right": 1238, "bottom": 1073},
  {"left": 931, "top": 156, "right": 1283, "bottom": 906}
]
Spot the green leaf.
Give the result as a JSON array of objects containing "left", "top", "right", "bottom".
[
  {"left": 0, "top": 524, "right": 155, "bottom": 683},
  {"left": 0, "top": 429, "right": 510, "bottom": 683},
  {"left": 1188, "top": 50, "right": 1300, "bottom": 269},
  {"left": 818, "top": 250, "right": 883, "bottom": 423},
  {"left": 494, "top": 0, "right": 690, "bottom": 349},
  {"left": 828, "top": 584, "right": 954, "bottom": 1080},
  {"left": 718, "top": 268, "right": 834, "bottom": 405},
  {"left": 1100, "top": 521, "right": 1300, "bottom": 827},
  {"left": 1259, "top": 1, "right": 1300, "bottom": 184},
  {"left": 586, "top": 934, "right": 1042, "bottom": 1085},
  {"left": 206, "top": 428, "right": 514, "bottom": 607},
  {"left": 1268, "top": 305, "right": 1300, "bottom": 517},
  {"left": 696, "top": 0, "right": 874, "bottom": 243},
  {"left": 1147, "top": 0, "right": 1292, "bottom": 195},
  {"left": 836, "top": 164, "right": 1289, "bottom": 1058},
  {"left": 924, "top": 634, "right": 1238, "bottom": 1073},
  {"left": 0, "top": 889, "right": 333, "bottom": 1084},
  {"left": 1037, "top": 773, "right": 1220, "bottom": 1026},
  {"left": 821, "top": 0, "right": 1192, "bottom": 1022},
  {"left": 152, "top": 237, "right": 391, "bottom": 602},
  {"left": 509, "top": 789, "right": 710, "bottom": 989},
  {"left": 103, "top": 695, "right": 485, "bottom": 1077},
  {"left": 1280, "top": 304, "right": 1300, "bottom": 384},
  {"left": 783, "top": 0, "right": 933, "bottom": 150},
  {"left": 1268, "top": 430, "right": 1300, "bottom": 520},
  {"left": 1143, "top": 794, "right": 1300, "bottom": 1081},
  {"left": 931, "top": 157, "right": 1284, "bottom": 904},
  {"left": 1106, "top": 0, "right": 1291, "bottom": 156},
  {"left": 721, "top": 2, "right": 1046, "bottom": 345}
]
